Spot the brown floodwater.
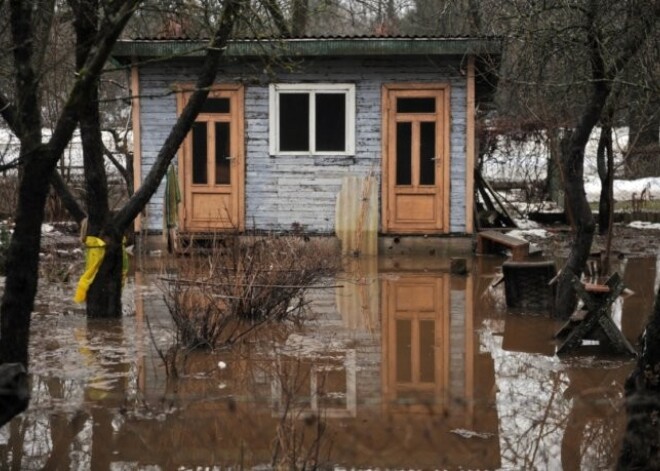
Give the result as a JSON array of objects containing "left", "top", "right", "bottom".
[{"left": 1, "top": 253, "right": 658, "bottom": 470}]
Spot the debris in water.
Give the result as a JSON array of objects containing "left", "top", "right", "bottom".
[
  {"left": 217, "top": 361, "right": 227, "bottom": 370},
  {"left": 450, "top": 428, "right": 494, "bottom": 439}
]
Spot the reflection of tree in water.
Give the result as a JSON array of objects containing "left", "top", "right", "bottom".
[
  {"left": 0, "top": 376, "right": 90, "bottom": 469},
  {"left": 484, "top": 319, "right": 628, "bottom": 469},
  {"left": 0, "top": 316, "right": 134, "bottom": 469},
  {"left": 561, "top": 365, "right": 627, "bottom": 470}
]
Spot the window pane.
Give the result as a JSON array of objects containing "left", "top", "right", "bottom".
[
  {"left": 192, "top": 122, "right": 207, "bottom": 184},
  {"left": 279, "top": 93, "right": 309, "bottom": 151},
  {"left": 420, "top": 122, "right": 436, "bottom": 185},
  {"left": 316, "top": 93, "right": 346, "bottom": 152},
  {"left": 396, "top": 122, "right": 412, "bottom": 185},
  {"left": 201, "top": 97, "right": 230, "bottom": 113},
  {"left": 396, "top": 319, "right": 412, "bottom": 383},
  {"left": 419, "top": 320, "right": 435, "bottom": 383},
  {"left": 215, "top": 122, "right": 230, "bottom": 185},
  {"left": 397, "top": 97, "right": 436, "bottom": 113}
]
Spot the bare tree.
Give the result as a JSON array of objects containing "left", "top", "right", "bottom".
[
  {"left": 467, "top": 0, "right": 658, "bottom": 317},
  {"left": 48, "top": 0, "right": 246, "bottom": 322},
  {"left": 0, "top": 0, "right": 141, "bottom": 425}
]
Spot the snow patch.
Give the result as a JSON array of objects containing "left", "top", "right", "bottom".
[
  {"left": 628, "top": 221, "right": 660, "bottom": 230},
  {"left": 508, "top": 228, "right": 552, "bottom": 240},
  {"left": 585, "top": 176, "right": 660, "bottom": 203}
]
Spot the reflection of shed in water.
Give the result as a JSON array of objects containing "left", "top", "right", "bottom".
[
  {"left": 381, "top": 274, "right": 450, "bottom": 412},
  {"left": 376, "top": 270, "right": 500, "bottom": 468},
  {"left": 121, "top": 265, "right": 501, "bottom": 469}
]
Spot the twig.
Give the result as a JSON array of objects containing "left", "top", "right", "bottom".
[{"left": 158, "top": 276, "right": 342, "bottom": 290}]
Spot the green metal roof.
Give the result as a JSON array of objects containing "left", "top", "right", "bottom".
[{"left": 112, "top": 36, "right": 501, "bottom": 61}]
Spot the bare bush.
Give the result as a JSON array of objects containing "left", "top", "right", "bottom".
[{"left": 160, "top": 235, "right": 339, "bottom": 350}]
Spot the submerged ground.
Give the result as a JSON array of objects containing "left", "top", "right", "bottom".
[{"left": 0, "top": 233, "right": 658, "bottom": 469}]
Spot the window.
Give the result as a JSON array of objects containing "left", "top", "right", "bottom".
[{"left": 269, "top": 84, "right": 355, "bottom": 155}]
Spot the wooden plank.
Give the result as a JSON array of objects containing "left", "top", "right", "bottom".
[
  {"left": 380, "top": 84, "right": 390, "bottom": 233},
  {"left": 443, "top": 85, "right": 451, "bottom": 233},
  {"left": 465, "top": 55, "right": 475, "bottom": 234},
  {"left": 597, "top": 314, "right": 637, "bottom": 355},
  {"left": 583, "top": 283, "right": 610, "bottom": 293},
  {"left": 131, "top": 63, "right": 142, "bottom": 232},
  {"left": 476, "top": 230, "right": 529, "bottom": 261}
]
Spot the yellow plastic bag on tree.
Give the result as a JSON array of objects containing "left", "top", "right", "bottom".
[{"left": 74, "top": 236, "right": 106, "bottom": 303}]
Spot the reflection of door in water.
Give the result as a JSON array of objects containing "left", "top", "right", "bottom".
[
  {"left": 177, "top": 85, "right": 244, "bottom": 231},
  {"left": 382, "top": 274, "right": 450, "bottom": 411},
  {"left": 382, "top": 84, "right": 450, "bottom": 233}
]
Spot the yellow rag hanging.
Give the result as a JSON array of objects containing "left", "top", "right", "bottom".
[{"left": 74, "top": 236, "right": 106, "bottom": 303}]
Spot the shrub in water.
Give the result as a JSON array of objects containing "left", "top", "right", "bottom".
[{"left": 161, "top": 235, "right": 339, "bottom": 350}]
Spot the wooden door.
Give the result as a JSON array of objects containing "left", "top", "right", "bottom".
[
  {"left": 382, "top": 84, "right": 450, "bottom": 233},
  {"left": 177, "top": 85, "right": 244, "bottom": 232},
  {"left": 381, "top": 274, "right": 450, "bottom": 412}
]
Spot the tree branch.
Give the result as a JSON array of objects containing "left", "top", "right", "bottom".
[
  {"left": 0, "top": 92, "right": 20, "bottom": 137},
  {"left": 47, "top": 0, "right": 141, "bottom": 169},
  {"left": 260, "top": 0, "right": 291, "bottom": 36},
  {"left": 49, "top": 171, "right": 86, "bottom": 224},
  {"left": 102, "top": 144, "right": 130, "bottom": 188},
  {"left": 115, "top": 0, "right": 246, "bottom": 231}
]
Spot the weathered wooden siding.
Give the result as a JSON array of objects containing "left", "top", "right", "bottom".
[{"left": 138, "top": 57, "right": 468, "bottom": 234}]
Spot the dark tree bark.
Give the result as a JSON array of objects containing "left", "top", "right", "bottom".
[
  {"left": 546, "top": 128, "right": 562, "bottom": 205},
  {"left": 71, "top": 0, "right": 110, "bottom": 237},
  {"left": 50, "top": 172, "right": 86, "bottom": 225},
  {"left": 0, "top": 363, "right": 29, "bottom": 427},
  {"left": 618, "top": 284, "right": 660, "bottom": 469},
  {"left": 597, "top": 123, "right": 613, "bottom": 235}
]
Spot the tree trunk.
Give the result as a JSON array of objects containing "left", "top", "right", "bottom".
[
  {"left": 86, "top": 234, "right": 124, "bottom": 318},
  {"left": 555, "top": 131, "right": 596, "bottom": 318},
  {"left": 597, "top": 124, "right": 613, "bottom": 234},
  {"left": 618, "top": 284, "right": 660, "bottom": 469},
  {"left": 546, "top": 128, "right": 562, "bottom": 206},
  {"left": 0, "top": 147, "right": 53, "bottom": 365},
  {"left": 554, "top": 0, "right": 621, "bottom": 319},
  {"left": 70, "top": 0, "right": 116, "bottom": 318},
  {"left": 291, "top": 0, "right": 308, "bottom": 36}
]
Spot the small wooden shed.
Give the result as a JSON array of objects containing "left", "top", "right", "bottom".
[{"left": 111, "top": 35, "right": 499, "bottom": 244}]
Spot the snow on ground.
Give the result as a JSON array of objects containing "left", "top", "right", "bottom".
[
  {"left": 481, "top": 126, "right": 660, "bottom": 205},
  {"left": 481, "top": 126, "right": 660, "bottom": 233},
  {"left": 482, "top": 127, "right": 629, "bottom": 183},
  {"left": 585, "top": 175, "right": 660, "bottom": 203},
  {"left": 508, "top": 228, "right": 552, "bottom": 240}
]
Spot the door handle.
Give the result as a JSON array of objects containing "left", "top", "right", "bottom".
[{"left": 431, "top": 157, "right": 441, "bottom": 161}]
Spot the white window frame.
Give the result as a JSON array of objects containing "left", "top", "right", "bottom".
[{"left": 269, "top": 83, "right": 356, "bottom": 156}]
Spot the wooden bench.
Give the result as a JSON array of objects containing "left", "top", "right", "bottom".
[{"left": 476, "top": 230, "right": 529, "bottom": 261}]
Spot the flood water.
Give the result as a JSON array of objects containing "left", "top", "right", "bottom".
[{"left": 1, "top": 253, "right": 658, "bottom": 470}]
